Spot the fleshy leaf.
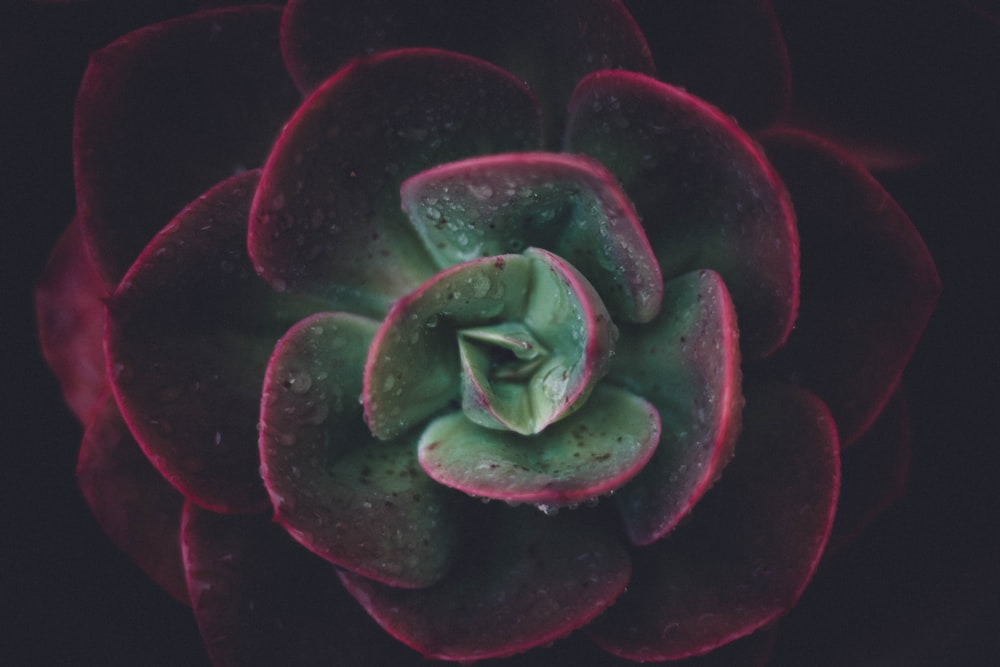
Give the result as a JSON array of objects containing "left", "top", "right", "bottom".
[
  {"left": 610, "top": 270, "right": 742, "bottom": 545},
  {"left": 106, "top": 171, "right": 318, "bottom": 513},
  {"left": 339, "top": 504, "right": 631, "bottom": 662},
  {"left": 401, "top": 152, "right": 663, "bottom": 323},
  {"left": 35, "top": 218, "right": 108, "bottom": 423},
  {"left": 74, "top": 6, "right": 300, "bottom": 285},
  {"left": 827, "top": 391, "right": 910, "bottom": 555},
  {"left": 622, "top": 0, "right": 791, "bottom": 128},
  {"left": 181, "top": 504, "right": 423, "bottom": 667},
  {"left": 248, "top": 48, "right": 542, "bottom": 314},
  {"left": 281, "top": 0, "right": 654, "bottom": 144},
  {"left": 364, "top": 249, "right": 615, "bottom": 439},
  {"left": 259, "top": 312, "right": 461, "bottom": 588},
  {"left": 758, "top": 128, "right": 941, "bottom": 444},
  {"left": 565, "top": 70, "right": 798, "bottom": 359},
  {"left": 590, "top": 383, "right": 839, "bottom": 660},
  {"left": 77, "top": 396, "right": 188, "bottom": 604},
  {"left": 418, "top": 384, "right": 660, "bottom": 506}
]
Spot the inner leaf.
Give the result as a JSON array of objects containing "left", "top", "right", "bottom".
[
  {"left": 418, "top": 384, "right": 661, "bottom": 507},
  {"left": 364, "top": 248, "right": 615, "bottom": 440},
  {"left": 401, "top": 152, "right": 663, "bottom": 323}
]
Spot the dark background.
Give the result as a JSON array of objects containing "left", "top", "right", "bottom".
[{"left": 3, "top": 1, "right": 998, "bottom": 665}]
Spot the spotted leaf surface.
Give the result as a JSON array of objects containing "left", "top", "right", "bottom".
[
  {"left": 248, "top": 48, "right": 542, "bottom": 315},
  {"left": 419, "top": 384, "right": 660, "bottom": 506},
  {"left": 260, "top": 312, "right": 461, "bottom": 588},
  {"left": 566, "top": 70, "right": 798, "bottom": 358},
  {"left": 364, "top": 249, "right": 615, "bottom": 439},
  {"left": 610, "top": 270, "right": 743, "bottom": 545},
  {"left": 339, "top": 504, "right": 631, "bottom": 661},
  {"left": 106, "top": 171, "right": 319, "bottom": 513},
  {"left": 402, "top": 152, "right": 662, "bottom": 323}
]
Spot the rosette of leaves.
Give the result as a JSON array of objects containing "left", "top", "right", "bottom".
[{"left": 36, "top": 1, "right": 940, "bottom": 665}]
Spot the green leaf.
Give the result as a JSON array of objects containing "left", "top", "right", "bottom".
[
  {"left": 364, "top": 249, "right": 615, "bottom": 439},
  {"left": 418, "top": 384, "right": 660, "bottom": 506},
  {"left": 401, "top": 152, "right": 663, "bottom": 322},
  {"left": 260, "top": 312, "right": 461, "bottom": 588}
]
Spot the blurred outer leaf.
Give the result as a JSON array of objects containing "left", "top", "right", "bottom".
[
  {"left": 74, "top": 5, "right": 300, "bottom": 286},
  {"left": 339, "top": 504, "right": 631, "bottom": 662},
  {"left": 826, "top": 390, "right": 911, "bottom": 556},
  {"left": 624, "top": 0, "right": 791, "bottom": 128},
  {"left": 35, "top": 218, "right": 108, "bottom": 423},
  {"left": 565, "top": 71, "right": 799, "bottom": 360},
  {"left": 591, "top": 383, "right": 839, "bottom": 661},
  {"left": 106, "top": 171, "right": 320, "bottom": 513},
  {"left": 610, "top": 270, "right": 742, "bottom": 546},
  {"left": 757, "top": 128, "right": 941, "bottom": 445},
  {"left": 259, "top": 312, "right": 462, "bottom": 588},
  {"left": 77, "top": 396, "right": 188, "bottom": 604},
  {"left": 181, "top": 503, "right": 424, "bottom": 667},
  {"left": 248, "top": 48, "right": 542, "bottom": 315},
  {"left": 281, "top": 0, "right": 654, "bottom": 145}
]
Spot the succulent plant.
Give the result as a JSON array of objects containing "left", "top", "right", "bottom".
[{"left": 36, "top": 1, "right": 940, "bottom": 665}]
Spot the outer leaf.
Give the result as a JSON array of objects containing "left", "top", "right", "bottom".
[
  {"left": 591, "top": 383, "right": 839, "bottom": 661},
  {"left": 623, "top": 0, "right": 791, "bottom": 128},
  {"left": 259, "top": 312, "right": 461, "bottom": 588},
  {"left": 827, "top": 390, "right": 910, "bottom": 555},
  {"left": 401, "top": 152, "right": 663, "bottom": 323},
  {"left": 418, "top": 384, "right": 660, "bottom": 506},
  {"left": 339, "top": 504, "right": 631, "bottom": 662},
  {"left": 758, "top": 128, "right": 941, "bottom": 444},
  {"left": 248, "top": 48, "right": 542, "bottom": 314},
  {"left": 610, "top": 270, "right": 742, "bottom": 545},
  {"left": 35, "top": 218, "right": 108, "bottom": 423},
  {"left": 181, "top": 504, "right": 424, "bottom": 667},
  {"left": 281, "top": 0, "right": 654, "bottom": 144},
  {"left": 566, "top": 70, "right": 798, "bottom": 359},
  {"left": 464, "top": 625, "right": 775, "bottom": 667},
  {"left": 77, "top": 396, "right": 188, "bottom": 604},
  {"left": 106, "top": 171, "right": 317, "bottom": 513},
  {"left": 74, "top": 6, "right": 300, "bottom": 285}
]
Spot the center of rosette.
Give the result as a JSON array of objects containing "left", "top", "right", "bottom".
[
  {"left": 360, "top": 152, "right": 669, "bottom": 506},
  {"left": 363, "top": 248, "right": 616, "bottom": 440}
]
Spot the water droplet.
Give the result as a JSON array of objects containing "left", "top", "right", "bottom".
[
  {"left": 541, "top": 366, "right": 570, "bottom": 402},
  {"left": 470, "top": 273, "right": 491, "bottom": 298},
  {"left": 468, "top": 183, "right": 494, "bottom": 200},
  {"left": 285, "top": 369, "right": 313, "bottom": 394}
]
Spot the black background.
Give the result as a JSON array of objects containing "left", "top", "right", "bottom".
[{"left": 3, "top": 1, "right": 998, "bottom": 665}]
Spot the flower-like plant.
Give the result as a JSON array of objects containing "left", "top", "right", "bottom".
[{"left": 36, "top": 1, "right": 941, "bottom": 665}]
